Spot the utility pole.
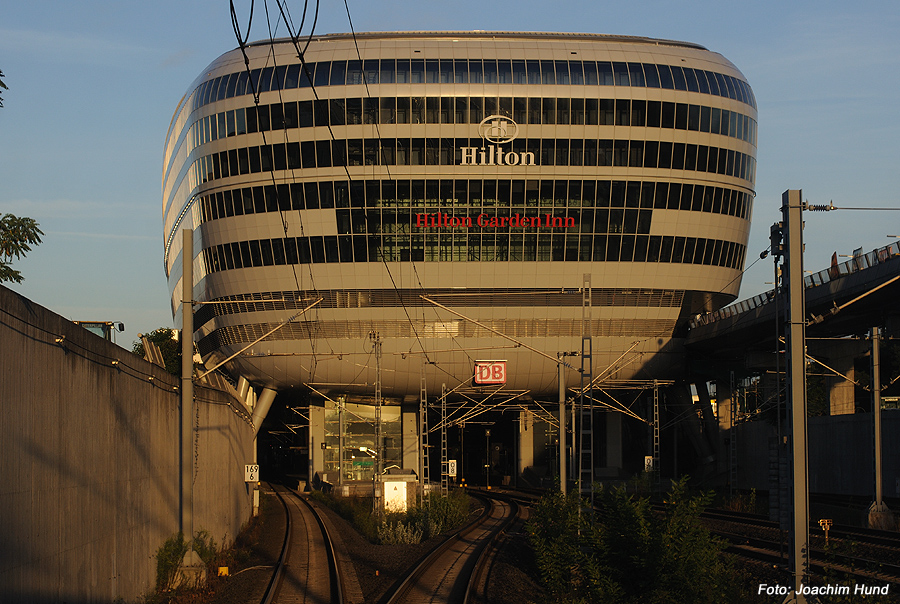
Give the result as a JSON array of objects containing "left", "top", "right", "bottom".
[
  {"left": 178, "top": 229, "right": 205, "bottom": 585},
  {"left": 869, "top": 326, "right": 893, "bottom": 528},
  {"left": 441, "top": 383, "right": 449, "bottom": 495},
  {"left": 782, "top": 190, "right": 809, "bottom": 604},
  {"left": 371, "top": 331, "right": 382, "bottom": 512},
  {"left": 580, "top": 274, "right": 594, "bottom": 504},
  {"left": 338, "top": 395, "right": 345, "bottom": 493},
  {"left": 558, "top": 354, "right": 567, "bottom": 496},
  {"left": 653, "top": 379, "right": 660, "bottom": 480},
  {"left": 557, "top": 351, "right": 577, "bottom": 495},
  {"left": 419, "top": 360, "right": 429, "bottom": 501}
]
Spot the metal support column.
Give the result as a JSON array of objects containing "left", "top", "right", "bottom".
[
  {"left": 783, "top": 190, "right": 809, "bottom": 603},
  {"left": 440, "top": 383, "right": 448, "bottom": 495},
  {"left": 579, "top": 274, "right": 594, "bottom": 502},
  {"left": 178, "top": 228, "right": 205, "bottom": 582},
  {"left": 559, "top": 355, "right": 567, "bottom": 495},
  {"left": 652, "top": 380, "right": 660, "bottom": 476},
  {"left": 873, "top": 326, "right": 883, "bottom": 506},
  {"left": 730, "top": 372, "right": 738, "bottom": 498},
  {"left": 181, "top": 228, "right": 194, "bottom": 545},
  {"left": 338, "top": 395, "right": 345, "bottom": 492},
  {"left": 419, "top": 362, "right": 429, "bottom": 498},
  {"left": 869, "top": 326, "right": 893, "bottom": 527},
  {"left": 371, "top": 331, "right": 383, "bottom": 511}
]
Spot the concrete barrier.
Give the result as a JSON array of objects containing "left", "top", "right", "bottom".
[{"left": 0, "top": 285, "right": 254, "bottom": 602}]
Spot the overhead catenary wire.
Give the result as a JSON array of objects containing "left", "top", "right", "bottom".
[
  {"left": 258, "top": 0, "right": 463, "bottom": 386},
  {"left": 228, "top": 0, "right": 340, "bottom": 384}
]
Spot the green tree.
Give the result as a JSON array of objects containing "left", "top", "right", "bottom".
[
  {"left": 132, "top": 327, "right": 182, "bottom": 375},
  {"left": 1, "top": 213, "right": 43, "bottom": 283},
  {"left": 0, "top": 68, "right": 7, "bottom": 107}
]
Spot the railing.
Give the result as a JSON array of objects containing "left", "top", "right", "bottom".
[{"left": 689, "top": 241, "right": 900, "bottom": 329}]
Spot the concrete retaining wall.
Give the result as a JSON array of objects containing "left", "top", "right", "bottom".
[
  {"left": 735, "top": 410, "right": 900, "bottom": 498},
  {"left": 0, "top": 285, "right": 255, "bottom": 603}
]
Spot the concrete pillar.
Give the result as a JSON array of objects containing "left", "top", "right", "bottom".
[
  {"left": 251, "top": 388, "right": 277, "bottom": 434},
  {"left": 518, "top": 410, "right": 535, "bottom": 477},
  {"left": 828, "top": 354, "right": 856, "bottom": 415},
  {"left": 237, "top": 376, "right": 250, "bottom": 402},
  {"left": 401, "top": 405, "right": 418, "bottom": 473},
  {"left": 807, "top": 337, "right": 866, "bottom": 416},
  {"left": 309, "top": 404, "right": 326, "bottom": 480},
  {"left": 716, "top": 379, "right": 735, "bottom": 475},
  {"left": 606, "top": 411, "right": 622, "bottom": 472}
]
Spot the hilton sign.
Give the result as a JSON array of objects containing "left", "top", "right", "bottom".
[{"left": 459, "top": 116, "right": 535, "bottom": 166}]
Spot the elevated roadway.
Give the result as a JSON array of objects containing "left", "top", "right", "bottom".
[{"left": 686, "top": 242, "right": 900, "bottom": 371}]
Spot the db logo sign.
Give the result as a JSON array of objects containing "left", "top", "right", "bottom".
[{"left": 474, "top": 360, "right": 507, "bottom": 385}]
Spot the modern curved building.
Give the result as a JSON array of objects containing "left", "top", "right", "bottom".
[{"left": 162, "top": 31, "right": 756, "bottom": 479}]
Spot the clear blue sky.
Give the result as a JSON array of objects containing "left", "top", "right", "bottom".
[{"left": 2, "top": 0, "right": 898, "bottom": 349}]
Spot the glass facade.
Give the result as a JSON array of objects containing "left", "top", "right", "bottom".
[
  {"left": 162, "top": 32, "right": 757, "bottom": 394},
  {"left": 188, "top": 137, "right": 755, "bottom": 188},
  {"left": 186, "top": 96, "right": 758, "bottom": 152},
  {"left": 323, "top": 400, "right": 402, "bottom": 481},
  {"left": 185, "top": 57, "right": 757, "bottom": 115}
]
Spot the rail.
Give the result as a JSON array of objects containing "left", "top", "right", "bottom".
[
  {"left": 265, "top": 483, "right": 348, "bottom": 604},
  {"left": 382, "top": 492, "right": 517, "bottom": 604}
]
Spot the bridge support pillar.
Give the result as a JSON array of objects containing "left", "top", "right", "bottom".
[
  {"left": 518, "top": 410, "right": 535, "bottom": 482},
  {"left": 308, "top": 404, "right": 325, "bottom": 489},
  {"left": 251, "top": 388, "right": 277, "bottom": 433},
  {"left": 716, "top": 378, "right": 735, "bottom": 476},
  {"left": 401, "top": 405, "right": 418, "bottom": 474},
  {"left": 605, "top": 411, "right": 622, "bottom": 473},
  {"left": 828, "top": 354, "right": 856, "bottom": 416},
  {"left": 807, "top": 338, "right": 866, "bottom": 416}
]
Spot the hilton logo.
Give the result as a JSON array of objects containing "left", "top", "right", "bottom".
[{"left": 460, "top": 115, "right": 535, "bottom": 166}]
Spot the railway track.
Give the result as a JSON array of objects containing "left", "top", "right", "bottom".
[
  {"left": 266, "top": 483, "right": 350, "bottom": 604},
  {"left": 264, "top": 484, "right": 522, "bottom": 604},
  {"left": 693, "top": 506, "right": 900, "bottom": 584},
  {"left": 382, "top": 492, "right": 520, "bottom": 604}
]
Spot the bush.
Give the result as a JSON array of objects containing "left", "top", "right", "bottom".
[
  {"left": 311, "top": 488, "right": 470, "bottom": 544},
  {"left": 527, "top": 490, "right": 622, "bottom": 603},
  {"left": 406, "top": 489, "right": 469, "bottom": 539},
  {"left": 527, "top": 478, "right": 745, "bottom": 604},
  {"left": 377, "top": 518, "right": 425, "bottom": 544},
  {"left": 310, "top": 490, "right": 380, "bottom": 542},
  {"left": 155, "top": 533, "right": 189, "bottom": 591},
  {"left": 153, "top": 529, "right": 219, "bottom": 592}
]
